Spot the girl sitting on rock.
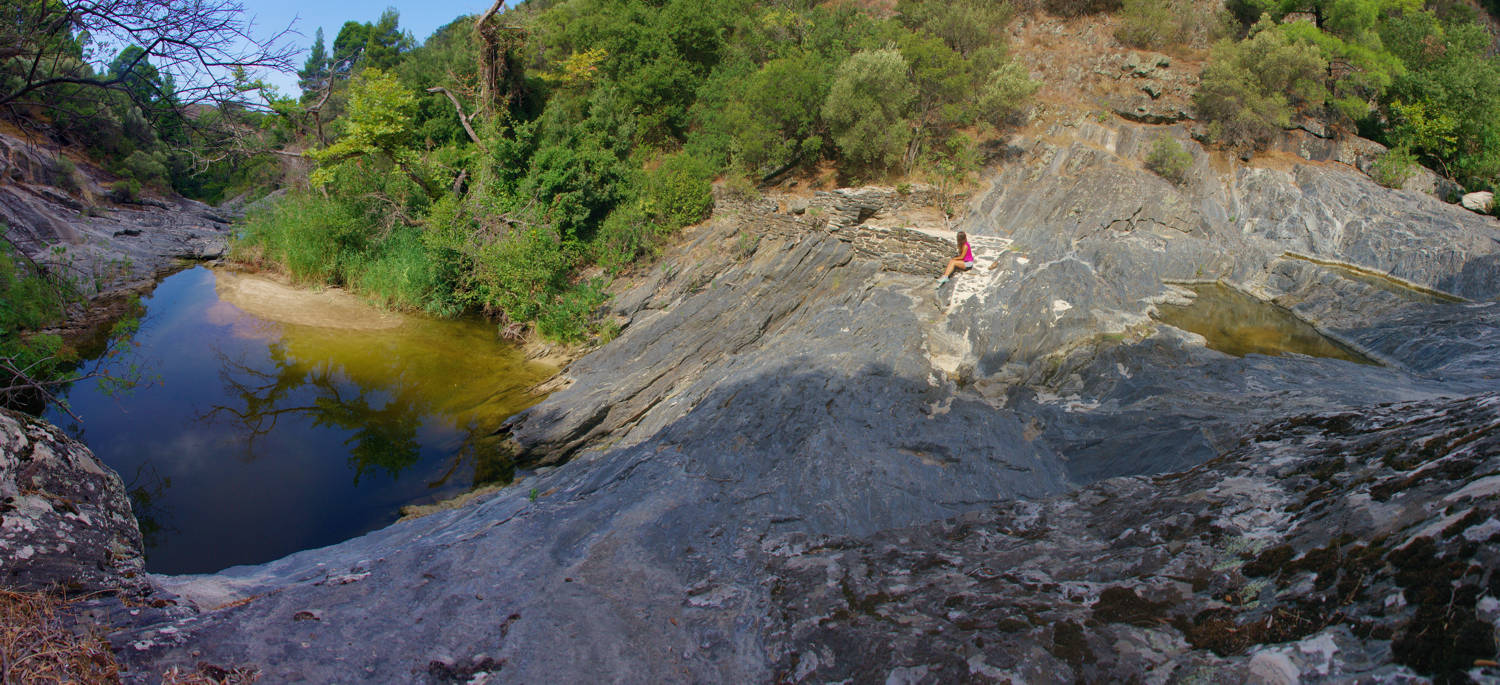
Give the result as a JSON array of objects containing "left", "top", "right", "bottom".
[{"left": 937, "top": 231, "right": 974, "bottom": 286}]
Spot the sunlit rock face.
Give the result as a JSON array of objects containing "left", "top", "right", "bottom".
[
  {"left": 102, "top": 121, "right": 1500, "bottom": 682},
  {"left": 0, "top": 408, "right": 146, "bottom": 594}
]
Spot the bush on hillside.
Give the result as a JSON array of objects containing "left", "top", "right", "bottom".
[
  {"left": 1144, "top": 135, "right": 1194, "bottom": 185},
  {"left": 1044, "top": 0, "right": 1122, "bottom": 17},
  {"left": 1116, "top": 0, "right": 1229, "bottom": 49},
  {"left": 1193, "top": 22, "right": 1326, "bottom": 149},
  {"left": 823, "top": 49, "right": 916, "bottom": 171},
  {"left": 977, "top": 60, "right": 1041, "bottom": 128},
  {"left": 1370, "top": 146, "right": 1417, "bottom": 189}
]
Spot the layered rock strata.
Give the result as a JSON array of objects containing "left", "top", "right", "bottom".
[{"left": 89, "top": 120, "right": 1500, "bottom": 681}]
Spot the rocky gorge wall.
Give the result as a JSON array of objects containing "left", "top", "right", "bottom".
[
  {"left": 5, "top": 117, "right": 1498, "bottom": 681},
  {"left": 0, "top": 131, "right": 233, "bottom": 299}
]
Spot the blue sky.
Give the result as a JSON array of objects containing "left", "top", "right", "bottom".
[{"left": 242, "top": 1, "right": 497, "bottom": 95}]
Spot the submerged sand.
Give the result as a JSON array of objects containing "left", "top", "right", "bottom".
[{"left": 212, "top": 269, "right": 405, "bottom": 331}]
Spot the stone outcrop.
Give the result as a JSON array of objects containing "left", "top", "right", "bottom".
[
  {"left": 0, "top": 131, "right": 233, "bottom": 297},
  {"left": 768, "top": 393, "right": 1500, "bottom": 683},
  {"left": 81, "top": 119, "right": 1500, "bottom": 681},
  {"left": 0, "top": 408, "right": 146, "bottom": 594}
]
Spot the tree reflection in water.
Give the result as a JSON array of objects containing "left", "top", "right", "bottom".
[{"left": 201, "top": 341, "right": 509, "bottom": 488}]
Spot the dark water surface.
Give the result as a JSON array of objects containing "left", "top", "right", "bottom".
[
  {"left": 46, "top": 267, "right": 555, "bottom": 574},
  {"left": 1153, "top": 283, "right": 1377, "bottom": 365}
]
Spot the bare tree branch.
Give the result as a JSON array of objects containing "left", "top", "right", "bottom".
[
  {"left": 0, "top": 0, "right": 298, "bottom": 113},
  {"left": 425, "top": 87, "right": 487, "bottom": 150}
]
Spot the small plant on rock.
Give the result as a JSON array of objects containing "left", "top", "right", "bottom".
[
  {"left": 1370, "top": 146, "right": 1417, "bottom": 189},
  {"left": 1145, "top": 135, "right": 1194, "bottom": 185}
]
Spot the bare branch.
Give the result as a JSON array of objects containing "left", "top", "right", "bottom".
[{"left": 425, "top": 87, "right": 487, "bottom": 150}]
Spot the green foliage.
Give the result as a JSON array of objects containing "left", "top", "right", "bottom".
[
  {"left": 710, "top": 54, "right": 831, "bottom": 178},
  {"left": 1117, "top": 0, "right": 1228, "bottom": 48},
  {"left": 0, "top": 239, "right": 73, "bottom": 408},
  {"left": 977, "top": 60, "right": 1041, "bottom": 129},
  {"left": 642, "top": 151, "right": 716, "bottom": 232},
  {"left": 1144, "top": 136, "right": 1194, "bottom": 185},
  {"left": 110, "top": 179, "right": 142, "bottom": 203},
  {"left": 310, "top": 68, "right": 420, "bottom": 188},
  {"left": 1379, "top": 12, "right": 1500, "bottom": 187},
  {"left": 896, "top": 0, "right": 1013, "bottom": 56},
  {"left": 1044, "top": 0, "right": 1123, "bottom": 17},
  {"left": 1369, "top": 145, "right": 1417, "bottom": 188},
  {"left": 823, "top": 49, "right": 915, "bottom": 171},
  {"left": 1194, "top": 20, "right": 1327, "bottom": 148}
]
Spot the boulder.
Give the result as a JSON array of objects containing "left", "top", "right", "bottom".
[
  {"left": 0, "top": 408, "right": 145, "bottom": 594},
  {"left": 1462, "top": 191, "right": 1494, "bottom": 213}
]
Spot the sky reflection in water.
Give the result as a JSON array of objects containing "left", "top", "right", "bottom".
[{"left": 47, "top": 267, "right": 554, "bottom": 574}]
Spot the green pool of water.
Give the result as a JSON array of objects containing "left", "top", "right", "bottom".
[
  {"left": 1152, "top": 283, "right": 1377, "bottom": 365},
  {"left": 46, "top": 267, "right": 556, "bottom": 574}
]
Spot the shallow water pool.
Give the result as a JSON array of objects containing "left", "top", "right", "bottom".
[
  {"left": 46, "top": 267, "right": 555, "bottom": 574},
  {"left": 1152, "top": 283, "right": 1377, "bottom": 365}
]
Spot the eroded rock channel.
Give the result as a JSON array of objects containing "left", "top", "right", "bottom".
[{"left": 8, "top": 121, "right": 1500, "bottom": 682}]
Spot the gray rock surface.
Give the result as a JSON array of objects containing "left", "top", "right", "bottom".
[
  {"left": 0, "top": 408, "right": 146, "bottom": 594},
  {"left": 1464, "top": 191, "right": 1495, "bottom": 213},
  {"left": 766, "top": 392, "right": 1500, "bottom": 683},
  {"left": 0, "top": 131, "right": 232, "bottom": 296},
  {"left": 88, "top": 120, "right": 1500, "bottom": 681}
]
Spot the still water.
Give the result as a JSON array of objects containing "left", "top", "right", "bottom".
[
  {"left": 46, "top": 267, "right": 556, "bottom": 574},
  {"left": 1153, "top": 283, "right": 1377, "bottom": 365}
]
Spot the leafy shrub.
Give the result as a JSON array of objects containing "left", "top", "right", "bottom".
[
  {"left": 119, "top": 150, "right": 169, "bottom": 189},
  {"left": 977, "top": 60, "right": 1041, "bottom": 128},
  {"left": 536, "top": 279, "right": 610, "bottom": 343},
  {"left": 642, "top": 151, "right": 715, "bottom": 233},
  {"left": 823, "top": 49, "right": 915, "bottom": 171},
  {"left": 50, "top": 156, "right": 80, "bottom": 192},
  {"left": 1145, "top": 136, "right": 1194, "bottom": 184},
  {"left": 1369, "top": 146, "right": 1417, "bottom": 189},
  {"left": 109, "top": 179, "right": 141, "bottom": 203},
  {"left": 1117, "top": 0, "right": 1230, "bottom": 49},
  {"left": 1116, "top": 0, "right": 1177, "bottom": 47},
  {"left": 1193, "top": 21, "right": 1327, "bottom": 149},
  {"left": 1044, "top": 0, "right": 1122, "bottom": 17},
  {"left": 0, "top": 241, "right": 72, "bottom": 409}
]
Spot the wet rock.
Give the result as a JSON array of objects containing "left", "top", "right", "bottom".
[{"left": 0, "top": 408, "right": 145, "bottom": 594}]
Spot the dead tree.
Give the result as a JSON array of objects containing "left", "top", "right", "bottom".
[{"left": 474, "top": 0, "right": 527, "bottom": 117}]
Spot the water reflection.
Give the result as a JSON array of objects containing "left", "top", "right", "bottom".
[
  {"left": 45, "top": 267, "right": 555, "bottom": 574},
  {"left": 1153, "top": 283, "right": 1377, "bottom": 364}
]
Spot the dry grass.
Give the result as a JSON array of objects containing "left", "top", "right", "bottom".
[
  {"left": 1, "top": 589, "right": 260, "bottom": 685},
  {"left": 0, "top": 588, "right": 120, "bottom": 684},
  {"left": 160, "top": 664, "right": 260, "bottom": 684}
]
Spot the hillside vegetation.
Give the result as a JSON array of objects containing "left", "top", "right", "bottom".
[{"left": 6, "top": 0, "right": 1500, "bottom": 348}]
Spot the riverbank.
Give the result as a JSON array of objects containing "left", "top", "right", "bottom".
[{"left": 105, "top": 114, "right": 1500, "bottom": 682}]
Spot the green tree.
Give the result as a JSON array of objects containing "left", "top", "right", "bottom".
[
  {"left": 333, "top": 21, "right": 371, "bottom": 70},
  {"left": 823, "top": 49, "right": 915, "bottom": 171},
  {"left": 976, "top": 60, "right": 1040, "bottom": 129},
  {"left": 1194, "top": 19, "right": 1328, "bottom": 148},
  {"left": 309, "top": 68, "right": 430, "bottom": 197},
  {"left": 720, "top": 53, "right": 830, "bottom": 178},
  {"left": 363, "top": 8, "right": 411, "bottom": 71},
  {"left": 898, "top": 31, "right": 972, "bottom": 169},
  {"left": 299, "top": 27, "right": 331, "bottom": 95},
  {"left": 1379, "top": 12, "right": 1500, "bottom": 185},
  {"left": 895, "top": 0, "right": 1013, "bottom": 56}
]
